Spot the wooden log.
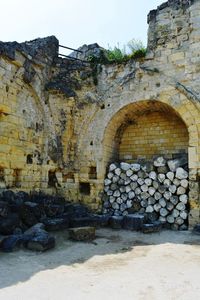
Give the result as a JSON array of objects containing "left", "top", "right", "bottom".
[
  {"left": 145, "top": 178, "right": 152, "bottom": 186},
  {"left": 154, "top": 203, "right": 161, "bottom": 212},
  {"left": 130, "top": 174, "right": 138, "bottom": 182},
  {"left": 160, "top": 208, "right": 168, "bottom": 217},
  {"left": 169, "top": 185, "right": 177, "bottom": 194},
  {"left": 164, "top": 179, "right": 171, "bottom": 187},
  {"left": 148, "top": 197, "right": 156, "bottom": 205},
  {"left": 121, "top": 193, "right": 128, "bottom": 201},
  {"left": 126, "top": 169, "right": 133, "bottom": 177},
  {"left": 112, "top": 175, "right": 120, "bottom": 183},
  {"left": 167, "top": 215, "right": 175, "bottom": 224},
  {"left": 153, "top": 181, "right": 159, "bottom": 190},
  {"left": 113, "top": 190, "right": 120, "bottom": 197},
  {"left": 166, "top": 171, "right": 174, "bottom": 181},
  {"left": 149, "top": 171, "right": 157, "bottom": 180},
  {"left": 125, "top": 185, "right": 131, "bottom": 193},
  {"left": 176, "top": 202, "right": 186, "bottom": 211},
  {"left": 104, "top": 179, "right": 111, "bottom": 186},
  {"left": 126, "top": 200, "right": 133, "bottom": 208},
  {"left": 172, "top": 209, "right": 179, "bottom": 218},
  {"left": 177, "top": 186, "right": 186, "bottom": 195},
  {"left": 173, "top": 178, "right": 180, "bottom": 186},
  {"left": 158, "top": 185, "right": 167, "bottom": 194},
  {"left": 109, "top": 163, "right": 117, "bottom": 172},
  {"left": 135, "top": 187, "right": 142, "bottom": 195},
  {"left": 110, "top": 183, "right": 118, "bottom": 191},
  {"left": 180, "top": 210, "right": 188, "bottom": 220},
  {"left": 180, "top": 179, "right": 189, "bottom": 189},
  {"left": 141, "top": 200, "right": 148, "bottom": 208},
  {"left": 107, "top": 172, "right": 114, "bottom": 179},
  {"left": 117, "top": 197, "right": 123, "bottom": 204},
  {"left": 170, "top": 196, "right": 179, "bottom": 205},
  {"left": 166, "top": 202, "right": 174, "bottom": 211},
  {"left": 154, "top": 192, "right": 162, "bottom": 200},
  {"left": 114, "top": 168, "right": 121, "bottom": 176},
  {"left": 130, "top": 182, "right": 138, "bottom": 190},
  {"left": 127, "top": 191, "right": 135, "bottom": 200},
  {"left": 149, "top": 187, "right": 156, "bottom": 196},
  {"left": 141, "top": 184, "right": 148, "bottom": 192},
  {"left": 137, "top": 178, "right": 145, "bottom": 186},
  {"left": 109, "top": 196, "right": 116, "bottom": 204},
  {"left": 158, "top": 173, "right": 166, "bottom": 183},
  {"left": 140, "top": 192, "right": 150, "bottom": 200},
  {"left": 159, "top": 198, "right": 167, "bottom": 208},
  {"left": 179, "top": 194, "right": 188, "bottom": 204},
  {"left": 146, "top": 205, "right": 154, "bottom": 213},
  {"left": 175, "top": 217, "right": 184, "bottom": 225},
  {"left": 163, "top": 191, "right": 172, "bottom": 200}
]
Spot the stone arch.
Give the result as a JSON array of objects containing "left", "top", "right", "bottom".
[{"left": 102, "top": 98, "right": 199, "bottom": 176}]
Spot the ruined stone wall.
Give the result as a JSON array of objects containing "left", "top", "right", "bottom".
[{"left": 0, "top": 0, "right": 200, "bottom": 226}]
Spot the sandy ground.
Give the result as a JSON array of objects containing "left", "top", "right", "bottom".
[{"left": 0, "top": 229, "right": 200, "bottom": 300}]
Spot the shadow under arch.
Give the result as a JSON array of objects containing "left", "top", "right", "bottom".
[{"left": 102, "top": 100, "right": 190, "bottom": 174}]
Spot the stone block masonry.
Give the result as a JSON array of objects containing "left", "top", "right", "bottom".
[{"left": 0, "top": 0, "right": 200, "bottom": 228}]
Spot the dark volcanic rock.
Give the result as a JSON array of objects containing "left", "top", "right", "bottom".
[
  {"left": 0, "top": 201, "right": 9, "bottom": 217},
  {"left": 142, "top": 221, "right": 162, "bottom": 234},
  {"left": 0, "top": 213, "right": 20, "bottom": 235},
  {"left": 0, "top": 234, "right": 23, "bottom": 252},
  {"left": 69, "top": 226, "right": 96, "bottom": 241},
  {"left": 193, "top": 224, "right": 200, "bottom": 235},
  {"left": 19, "top": 202, "right": 41, "bottom": 227},
  {"left": 44, "top": 204, "right": 65, "bottom": 217},
  {"left": 25, "top": 232, "right": 55, "bottom": 251},
  {"left": 109, "top": 216, "right": 124, "bottom": 229},
  {"left": 43, "top": 216, "right": 69, "bottom": 231},
  {"left": 123, "top": 214, "right": 145, "bottom": 231}
]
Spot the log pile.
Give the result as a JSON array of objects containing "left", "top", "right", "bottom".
[{"left": 103, "top": 156, "right": 189, "bottom": 230}]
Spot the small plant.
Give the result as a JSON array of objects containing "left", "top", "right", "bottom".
[{"left": 88, "top": 39, "right": 146, "bottom": 84}]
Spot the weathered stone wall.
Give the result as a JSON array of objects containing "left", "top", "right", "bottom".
[
  {"left": 119, "top": 111, "right": 188, "bottom": 160},
  {"left": 0, "top": 0, "right": 200, "bottom": 227}
]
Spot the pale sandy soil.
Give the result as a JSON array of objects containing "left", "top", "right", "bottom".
[{"left": 0, "top": 229, "right": 200, "bottom": 300}]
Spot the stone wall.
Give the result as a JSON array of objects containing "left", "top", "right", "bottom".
[{"left": 0, "top": 0, "right": 200, "bottom": 227}]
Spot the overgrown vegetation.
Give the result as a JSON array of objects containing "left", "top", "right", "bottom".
[
  {"left": 88, "top": 39, "right": 146, "bottom": 85},
  {"left": 88, "top": 39, "right": 146, "bottom": 65}
]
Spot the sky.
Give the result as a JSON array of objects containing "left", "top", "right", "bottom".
[{"left": 0, "top": 0, "right": 164, "bottom": 52}]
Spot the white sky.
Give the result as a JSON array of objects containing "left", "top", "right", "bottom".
[{"left": 0, "top": 0, "right": 164, "bottom": 51}]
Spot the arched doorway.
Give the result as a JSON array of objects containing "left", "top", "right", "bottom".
[{"left": 103, "top": 100, "right": 189, "bottom": 167}]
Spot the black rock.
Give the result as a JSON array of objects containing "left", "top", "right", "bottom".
[
  {"left": 0, "top": 213, "right": 20, "bottom": 235},
  {"left": 44, "top": 204, "right": 65, "bottom": 217},
  {"left": 0, "top": 234, "right": 24, "bottom": 252},
  {"left": 25, "top": 232, "right": 55, "bottom": 251},
  {"left": 19, "top": 202, "right": 40, "bottom": 227},
  {"left": 145, "top": 212, "right": 159, "bottom": 223},
  {"left": 109, "top": 216, "right": 124, "bottom": 229},
  {"left": 123, "top": 214, "right": 145, "bottom": 231},
  {"left": 69, "top": 217, "right": 92, "bottom": 228},
  {"left": 90, "top": 214, "right": 110, "bottom": 227},
  {"left": 43, "top": 216, "right": 69, "bottom": 231},
  {"left": 193, "top": 224, "right": 200, "bottom": 235},
  {"left": 142, "top": 221, "right": 162, "bottom": 234},
  {"left": 0, "top": 201, "right": 9, "bottom": 217}
]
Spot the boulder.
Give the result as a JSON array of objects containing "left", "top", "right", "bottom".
[
  {"left": 123, "top": 214, "right": 145, "bottom": 231},
  {"left": 43, "top": 216, "right": 69, "bottom": 231},
  {"left": 109, "top": 216, "right": 124, "bottom": 229},
  {"left": 142, "top": 221, "right": 162, "bottom": 233},
  {"left": 0, "top": 213, "right": 20, "bottom": 235},
  {"left": 25, "top": 232, "right": 55, "bottom": 251},
  {"left": 69, "top": 226, "right": 96, "bottom": 241}
]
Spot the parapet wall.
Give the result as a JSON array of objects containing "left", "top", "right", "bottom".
[{"left": 0, "top": 0, "right": 200, "bottom": 226}]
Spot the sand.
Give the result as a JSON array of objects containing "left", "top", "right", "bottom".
[{"left": 0, "top": 229, "right": 200, "bottom": 300}]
